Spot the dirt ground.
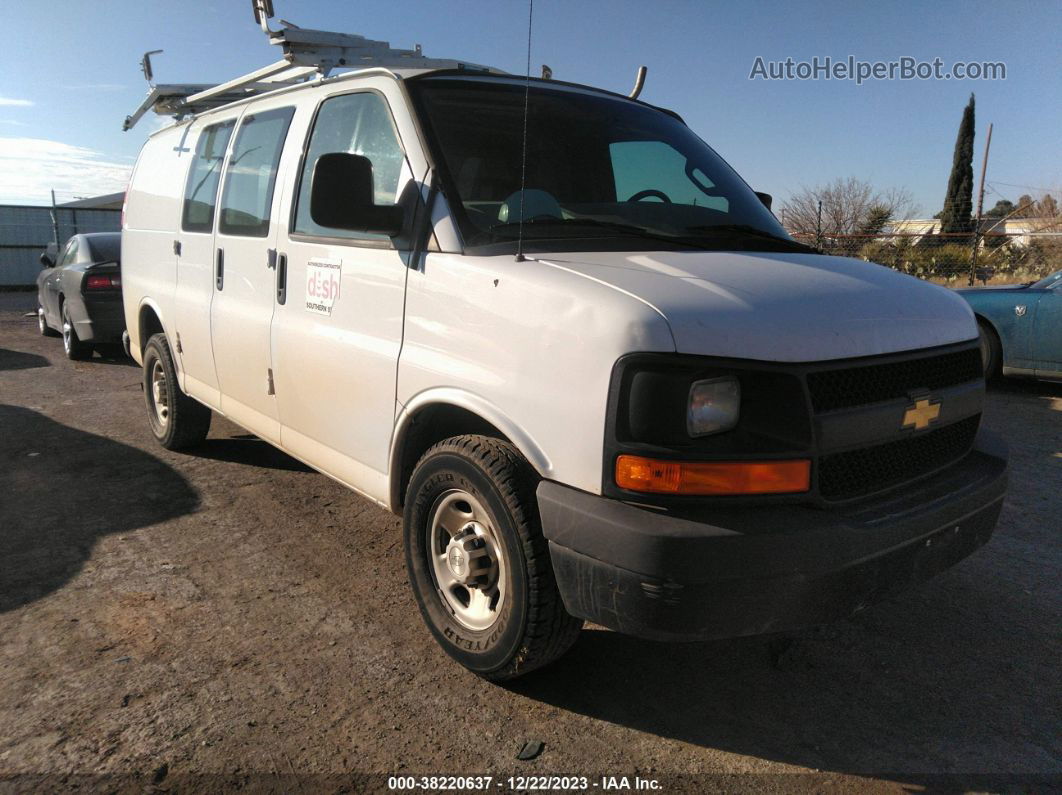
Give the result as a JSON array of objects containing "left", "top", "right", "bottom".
[{"left": 1, "top": 291, "right": 1059, "bottom": 793}]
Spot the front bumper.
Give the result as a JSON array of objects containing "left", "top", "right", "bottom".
[{"left": 538, "top": 430, "right": 1007, "bottom": 641}]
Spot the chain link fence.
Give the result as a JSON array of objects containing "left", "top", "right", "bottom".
[
  {"left": 790, "top": 231, "right": 1062, "bottom": 285},
  {"left": 0, "top": 206, "right": 121, "bottom": 287}
]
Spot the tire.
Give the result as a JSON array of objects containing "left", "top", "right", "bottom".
[
  {"left": 61, "top": 301, "right": 92, "bottom": 360},
  {"left": 38, "top": 305, "right": 59, "bottom": 337},
  {"left": 404, "top": 435, "right": 582, "bottom": 680},
  {"left": 978, "top": 320, "right": 1002, "bottom": 380},
  {"left": 142, "top": 333, "right": 212, "bottom": 450}
]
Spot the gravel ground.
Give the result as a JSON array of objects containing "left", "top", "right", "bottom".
[{"left": 1, "top": 290, "right": 1060, "bottom": 793}]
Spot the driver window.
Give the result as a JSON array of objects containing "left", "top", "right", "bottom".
[
  {"left": 292, "top": 91, "right": 405, "bottom": 241},
  {"left": 610, "top": 141, "right": 729, "bottom": 212}
]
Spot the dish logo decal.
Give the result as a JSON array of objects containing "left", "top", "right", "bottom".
[{"left": 305, "top": 258, "right": 342, "bottom": 316}]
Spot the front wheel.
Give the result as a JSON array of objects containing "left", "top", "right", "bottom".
[
  {"left": 142, "top": 333, "right": 212, "bottom": 450},
  {"left": 404, "top": 435, "right": 582, "bottom": 680}
]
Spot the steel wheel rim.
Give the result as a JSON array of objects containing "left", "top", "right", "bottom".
[
  {"left": 149, "top": 359, "right": 170, "bottom": 428},
  {"left": 427, "top": 489, "right": 508, "bottom": 632}
]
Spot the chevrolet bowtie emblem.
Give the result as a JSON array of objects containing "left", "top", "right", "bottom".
[{"left": 902, "top": 398, "right": 941, "bottom": 431}]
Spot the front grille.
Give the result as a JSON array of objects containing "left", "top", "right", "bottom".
[
  {"left": 807, "top": 347, "right": 982, "bottom": 413},
  {"left": 818, "top": 415, "right": 980, "bottom": 501}
]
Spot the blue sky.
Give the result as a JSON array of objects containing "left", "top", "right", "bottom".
[{"left": 0, "top": 0, "right": 1058, "bottom": 213}]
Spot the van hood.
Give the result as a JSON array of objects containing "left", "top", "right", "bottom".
[{"left": 539, "top": 250, "right": 976, "bottom": 362}]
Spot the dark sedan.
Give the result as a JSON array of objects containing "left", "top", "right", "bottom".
[{"left": 37, "top": 233, "right": 125, "bottom": 360}]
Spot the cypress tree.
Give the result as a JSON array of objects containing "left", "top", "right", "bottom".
[{"left": 939, "top": 94, "right": 976, "bottom": 238}]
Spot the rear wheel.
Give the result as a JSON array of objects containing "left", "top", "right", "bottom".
[
  {"left": 404, "top": 435, "right": 582, "bottom": 680},
  {"left": 142, "top": 333, "right": 212, "bottom": 450},
  {"left": 61, "top": 302, "right": 92, "bottom": 360},
  {"left": 978, "top": 320, "right": 1002, "bottom": 380},
  {"left": 38, "top": 305, "right": 59, "bottom": 337}
]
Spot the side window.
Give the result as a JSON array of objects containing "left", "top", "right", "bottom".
[
  {"left": 181, "top": 120, "right": 235, "bottom": 233},
  {"left": 218, "top": 107, "right": 295, "bottom": 237},
  {"left": 610, "top": 140, "right": 729, "bottom": 213},
  {"left": 292, "top": 92, "right": 405, "bottom": 241},
  {"left": 60, "top": 238, "right": 78, "bottom": 266}
]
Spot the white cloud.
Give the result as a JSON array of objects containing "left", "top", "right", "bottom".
[
  {"left": 0, "top": 137, "right": 131, "bottom": 204},
  {"left": 0, "top": 97, "right": 33, "bottom": 107}
]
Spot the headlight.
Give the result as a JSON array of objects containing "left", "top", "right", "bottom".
[{"left": 687, "top": 376, "right": 740, "bottom": 437}]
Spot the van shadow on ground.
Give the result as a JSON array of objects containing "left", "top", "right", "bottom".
[
  {"left": 0, "top": 405, "right": 200, "bottom": 613},
  {"left": 0, "top": 347, "right": 50, "bottom": 372},
  {"left": 190, "top": 434, "right": 312, "bottom": 473},
  {"left": 511, "top": 569, "right": 1057, "bottom": 785}
]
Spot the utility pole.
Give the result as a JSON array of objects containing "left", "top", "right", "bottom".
[
  {"left": 969, "top": 122, "right": 993, "bottom": 285},
  {"left": 49, "top": 189, "right": 60, "bottom": 248}
]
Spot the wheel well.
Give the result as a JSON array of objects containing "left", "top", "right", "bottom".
[
  {"left": 975, "top": 314, "right": 1004, "bottom": 371},
  {"left": 138, "top": 306, "right": 164, "bottom": 354},
  {"left": 392, "top": 404, "right": 510, "bottom": 512},
  {"left": 976, "top": 314, "right": 1001, "bottom": 347}
]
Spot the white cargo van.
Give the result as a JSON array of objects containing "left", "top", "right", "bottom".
[{"left": 122, "top": 26, "right": 1007, "bottom": 679}]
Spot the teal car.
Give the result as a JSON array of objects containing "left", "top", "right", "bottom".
[{"left": 956, "top": 270, "right": 1062, "bottom": 381}]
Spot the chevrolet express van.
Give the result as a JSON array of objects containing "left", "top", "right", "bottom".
[{"left": 122, "top": 67, "right": 1007, "bottom": 679}]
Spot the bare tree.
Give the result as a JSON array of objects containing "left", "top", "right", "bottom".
[{"left": 780, "top": 177, "right": 919, "bottom": 237}]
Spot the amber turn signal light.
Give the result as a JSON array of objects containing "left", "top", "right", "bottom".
[{"left": 615, "top": 455, "right": 811, "bottom": 496}]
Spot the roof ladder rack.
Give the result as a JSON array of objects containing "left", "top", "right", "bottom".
[{"left": 123, "top": 0, "right": 499, "bottom": 131}]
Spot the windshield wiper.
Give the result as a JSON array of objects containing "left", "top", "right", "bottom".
[{"left": 683, "top": 223, "right": 819, "bottom": 253}]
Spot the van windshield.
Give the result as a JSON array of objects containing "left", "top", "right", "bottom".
[{"left": 410, "top": 76, "right": 809, "bottom": 255}]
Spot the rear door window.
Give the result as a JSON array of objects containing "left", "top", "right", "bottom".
[
  {"left": 218, "top": 107, "right": 295, "bottom": 237},
  {"left": 181, "top": 120, "right": 236, "bottom": 233}
]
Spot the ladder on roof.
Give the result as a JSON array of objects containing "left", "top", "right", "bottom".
[{"left": 123, "top": 0, "right": 500, "bottom": 131}]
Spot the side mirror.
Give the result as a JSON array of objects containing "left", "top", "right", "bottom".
[
  {"left": 40, "top": 252, "right": 55, "bottom": 267},
  {"left": 310, "top": 152, "right": 405, "bottom": 237},
  {"left": 754, "top": 191, "right": 773, "bottom": 211}
]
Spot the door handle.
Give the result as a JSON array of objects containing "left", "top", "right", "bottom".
[
  {"left": 276, "top": 253, "right": 287, "bottom": 305},
  {"left": 215, "top": 248, "right": 224, "bottom": 290}
]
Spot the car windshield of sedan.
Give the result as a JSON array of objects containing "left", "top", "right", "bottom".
[
  {"left": 1031, "top": 270, "right": 1062, "bottom": 289},
  {"left": 410, "top": 76, "right": 809, "bottom": 255}
]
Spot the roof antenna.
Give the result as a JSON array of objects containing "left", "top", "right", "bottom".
[{"left": 514, "top": 0, "right": 534, "bottom": 262}]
